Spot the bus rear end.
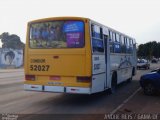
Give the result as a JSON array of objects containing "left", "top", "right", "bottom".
[{"left": 24, "top": 17, "right": 92, "bottom": 94}]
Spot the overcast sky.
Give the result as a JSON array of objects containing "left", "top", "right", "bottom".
[{"left": 0, "top": 0, "right": 160, "bottom": 47}]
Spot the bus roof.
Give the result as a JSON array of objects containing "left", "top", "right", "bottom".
[{"left": 28, "top": 16, "right": 89, "bottom": 23}]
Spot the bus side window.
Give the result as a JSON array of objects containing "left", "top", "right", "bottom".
[
  {"left": 112, "top": 32, "right": 115, "bottom": 42},
  {"left": 119, "top": 35, "right": 122, "bottom": 43},
  {"left": 130, "top": 39, "right": 133, "bottom": 54},
  {"left": 116, "top": 33, "right": 120, "bottom": 42},
  {"left": 126, "top": 38, "right": 130, "bottom": 53},
  {"left": 114, "top": 33, "right": 121, "bottom": 53},
  {"left": 112, "top": 32, "right": 116, "bottom": 53},
  {"left": 124, "top": 37, "right": 127, "bottom": 53},
  {"left": 121, "top": 36, "right": 126, "bottom": 53},
  {"left": 91, "top": 24, "right": 104, "bottom": 53},
  {"left": 100, "top": 27, "right": 103, "bottom": 39},
  {"left": 91, "top": 24, "right": 95, "bottom": 37},
  {"left": 109, "top": 30, "right": 114, "bottom": 53},
  {"left": 91, "top": 24, "right": 100, "bottom": 38},
  {"left": 109, "top": 30, "right": 112, "bottom": 41}
]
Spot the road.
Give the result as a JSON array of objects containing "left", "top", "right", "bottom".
[{"left": 0, "top": 64, "right": 160, "bottom": 120}]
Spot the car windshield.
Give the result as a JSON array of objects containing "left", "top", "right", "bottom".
[
  {"left": 29, "top": 20, "right": 84, "bottom": 48},
  {"left": 138, "top": 59, "right": 147, "bottom": 63}
]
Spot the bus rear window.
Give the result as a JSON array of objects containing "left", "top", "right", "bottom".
[{"left": 29, "top": 21, "right": 84, "bottom": 48}]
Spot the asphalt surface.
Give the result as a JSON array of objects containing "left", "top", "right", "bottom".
[{"left": 0, "top": 63, "right": 160, "bottom": 120}]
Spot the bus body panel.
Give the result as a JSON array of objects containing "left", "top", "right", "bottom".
[
  {"left": 24, "top": 17, "right": 137, "bottom": 94},
  {"left": 91, "top": 73, "right": 106, "bottom": 93},
  {"left": 90, "top": 21, "right": 109, "bottom": 93},
  {"left": 92, "top": 55, "right": 106, "bottom": 75},
  {"left": 91, "top": 54, "right": 106, "bottom": 93},
  {"left": 27, "top": 53, "right": 86, "bottom": 76},
  {"left": 24, "top": 17, "right": 92, "bottom": 91},
  {"left": 110, "top": 54, "right": 134, "bottom": 84}
]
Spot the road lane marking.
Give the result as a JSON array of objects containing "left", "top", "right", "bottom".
[{"left": 111, "top": 87, "right": 141, "bottom": 114}]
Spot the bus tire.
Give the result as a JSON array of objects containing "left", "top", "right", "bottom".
[
  {"left": 127, "top": 68, "right": 135, "bottom": 83},
  {"left": 127, "top": 77, "right": 132, "bottom": 83},
  {"left": 132, "top": 67, "right": 135, "bottom": 76},
  {"left": 109, "top": 72, "right": 117, "bottom": 94}
]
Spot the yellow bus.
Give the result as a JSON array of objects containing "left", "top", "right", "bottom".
[{"left": 24, "top": 17, "right": 137, "bottom": 94}]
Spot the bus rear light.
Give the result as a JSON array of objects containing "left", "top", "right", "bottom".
[
  {"left": 53, "top": 56, "right": 59, "bottom": 59},
  {"left": 25, "top": 75, "right": 35, "bottom": 81},
  {"left": 77, "top": 76, "right": 91, "bottom": 83},
  {"left": 50, "top": 76, "right": 61, "bottom": 80},
  {"left": 70, "top": 88, "right": 79, "bottom": 92},
  {"left": 71, "top": 88, "right": 76, "bottom": 91},
  {"left": 31, "top": 86, "right": 38, "bottom": 88}
]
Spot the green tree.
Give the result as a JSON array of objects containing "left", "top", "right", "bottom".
[
  {"left": 0, "top": 32, "right": 24, "bottom": 49},
  {"left": 137, "top": 41, "right": 160, "bottom": 60}
]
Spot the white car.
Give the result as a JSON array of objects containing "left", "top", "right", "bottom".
[{"left": 137, "top": 59, "right": 150, "bottom": 70}]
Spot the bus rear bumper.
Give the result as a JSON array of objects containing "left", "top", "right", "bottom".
[{"left": 24, "top": 84, "right": 91, "bottom": 94}]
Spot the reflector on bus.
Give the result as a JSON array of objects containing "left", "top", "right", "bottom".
[{"left": 25, "top": 75, "right": 35, "bottom": 81}]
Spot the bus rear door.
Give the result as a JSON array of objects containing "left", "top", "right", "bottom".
[{"left": 90, "top": 23, "right": 106, "bottom": 93}]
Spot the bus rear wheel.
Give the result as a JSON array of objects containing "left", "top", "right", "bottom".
[
  {"left": 109, "top": 73, "right": 117, "bottom": 94},
  {"left": 127, "top": 68, "right": 134, "bottom": 82}
]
